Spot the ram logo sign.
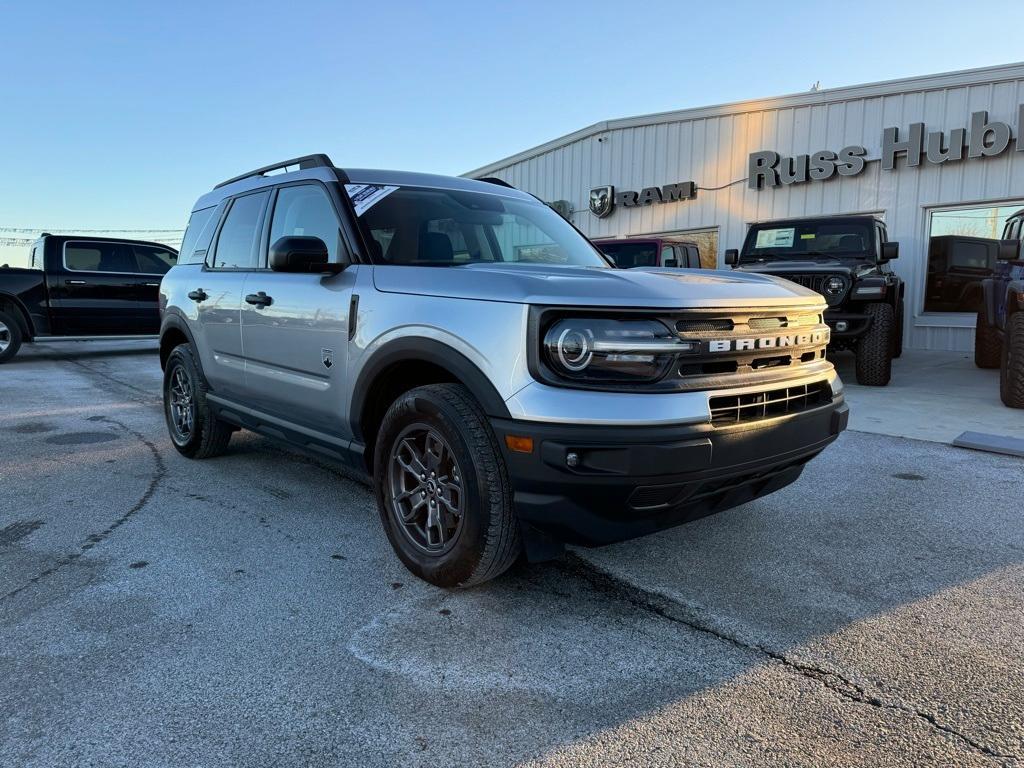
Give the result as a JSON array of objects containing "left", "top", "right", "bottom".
[
  {"left": 708, "top": 331, "right": 828, "bottom": 352},
  {"left": 589, "top": 181, "right": 697, "bottom": 217}
]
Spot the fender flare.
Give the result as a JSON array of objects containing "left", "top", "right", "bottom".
[
  {"left": 158, "top": 312, "right": 202, "bottom": 371},
  {"left": 349, "top": 337, "right": 511, "bottom": 443},
  {"left": 0, "top": 292, "right": 35, "bottom": 340}
]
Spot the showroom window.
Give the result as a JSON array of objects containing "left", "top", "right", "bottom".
[{"left": 924, "top": 202, "right": 1024, "bottom": 313}]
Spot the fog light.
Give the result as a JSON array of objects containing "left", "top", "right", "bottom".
[
  {"left": 566, "top": 451, "right": 580, "bottom": 468},
  {"left": 835, "top": 321, "right": 849, "bottom": 332}
]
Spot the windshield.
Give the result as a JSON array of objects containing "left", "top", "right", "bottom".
[
  {"left": 597, "top": 241, "right": 658, "bottom": 268},
  {"left": 741, "top": 221, "right": 874, "bottom": 262},
  {"left": 353, "top": 185, "right": 611, "bottom": 268}
]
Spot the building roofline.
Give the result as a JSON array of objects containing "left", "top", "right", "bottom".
[{"left": 463, "top": 61, "right": 1024, "bottom": 179}]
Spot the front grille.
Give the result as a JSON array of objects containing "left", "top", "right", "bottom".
[
  {"left": 709, "top": 380, "right": 831, "bottom": 425},
  {"left": 672, "top": 307, "right": 829, "bottom": 387},
  {"left": 785, "top": 274, "right": 831, "bottom": 293}
]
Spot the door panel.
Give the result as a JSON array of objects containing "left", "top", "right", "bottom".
[
  {"left": 239, "top": 268, "right": 357, "bottom": 434},
  {"left": 49, "top": 241, "right": 143, "bottom": 334}
]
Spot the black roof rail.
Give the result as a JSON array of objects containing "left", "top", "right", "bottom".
[
  {"left": 475, "top": 176, "right": 517, "bottom": 189},
  {"left": 214, "top": 154, "right": 335, "bottom": 189}
]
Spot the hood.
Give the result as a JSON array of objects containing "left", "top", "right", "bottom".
[
  {"left": 735, "top": 259, "right": 875, "bottom": 277},
  {"left": 372, "top": 263, "right": 824, "bottom": 309}
]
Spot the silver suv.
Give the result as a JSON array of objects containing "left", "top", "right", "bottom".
[{"left": 159, "top": 154, "right": 848, "bottom": 587}]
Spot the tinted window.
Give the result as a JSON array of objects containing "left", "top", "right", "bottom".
[
  {"left": 598, "top": 242, "right": 658, "bottom": 268},
  {"left": 742, "top": 221, "right": 874, "bottom": 260},
  {"left": 269, "top": 185, "right": 342, "bottom": 262},
  {"left": 178, "top": 206, "right": 218, "bottom": 265},
  {"left": 65, "top": 242, "right": 136, "bottom": 273},
  {"left": 950, "top": 242, "right": 991, "bottom": 270},
  {"left": 211, "top": 192, "right": 268, "bottom": 269},
  {"left": 134, "top": 245, "right": 177, "bottom": 274}
]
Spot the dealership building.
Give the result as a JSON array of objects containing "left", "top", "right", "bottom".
[{"left": 467, "top": 62, "right": 1024, "bottom": 352}]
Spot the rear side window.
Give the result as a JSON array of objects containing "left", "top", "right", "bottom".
[
  {"left": 178, "top": 206, "right": 219, "bottom": 265},
  {"left": 65, "top": 242, "right": 136, "bottom": 273},
  {"left": 133, "top": 245, "right": 178, "bottom": 274},
  {"left": 210, "top": 192, "right": 269, "bottom": 269}
]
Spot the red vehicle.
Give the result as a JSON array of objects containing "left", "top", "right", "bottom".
[{"left": 593, "top": 238, "right": 703, "bottom": 269}]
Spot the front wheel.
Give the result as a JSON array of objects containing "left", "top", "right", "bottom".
[
  {"left": 854, "top": 303, "right": 896, "bottom": 386},
  {"left": 373, "top": 383, "right": 521, "bottom": 588},
  {"left": 1000, "top": 313, "right": 1024, "bottom": 408},
  {"left": 0, "top": 310, "right": 24, "bottom": 364},
  {"left": 163, "top": 344, "right": 234, "bottom": 458}
]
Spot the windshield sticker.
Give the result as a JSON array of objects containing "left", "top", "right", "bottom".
[
  {"left": 755, "top": 228, "right": 795, "bottom": 248},
  {"left": 800, "top": 233, "right": 816, "bottom": 240},
  {"left": 345, "top": 184, "right": 399, "bottom": 216}
]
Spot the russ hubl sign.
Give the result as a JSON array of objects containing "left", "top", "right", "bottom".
[{"left": 748, "top": 105, "right": 1024, "bottom": 190}]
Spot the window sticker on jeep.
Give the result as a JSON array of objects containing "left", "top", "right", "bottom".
[
  {"left": 345, "top": 184, "right": 399, "bottom": 216},
  {"left": 755, "top": 228, "right": 795, "bottom": 248},
  {"left": 800, "top": 233, "right": 816, "bottom": 240}
]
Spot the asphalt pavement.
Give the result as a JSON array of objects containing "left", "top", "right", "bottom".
[{"left": 1, "top": 341, "right": 1021, "bottom": 767}]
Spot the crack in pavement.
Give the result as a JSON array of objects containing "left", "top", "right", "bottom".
[
  {"left": 561, "top": 553, "right": 1018, "bottom": 764},
  {"left": 1, "top": 416, "right": 166, "bottom": 603}
]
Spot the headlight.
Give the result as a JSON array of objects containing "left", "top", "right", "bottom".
[
  {"left": 543, "top": 318, "right": 695, "bottom": 383},
  {"left": 825, "top": 276, "right": 847, "bottom": 296}
]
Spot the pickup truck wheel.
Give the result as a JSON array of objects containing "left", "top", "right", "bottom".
[
  {"left": 0, "top": 310, "right": 24, "bottom": 364},
  {"left": 974, "top": 311, "right": 1002, "bottom": 369},
  {"left": 163, "top": 344, "right": 234, "bottom": 458},
  {"left": 854, "top": 303, "right": 895, "bottom": 386},
  {"left": 1000, "top": 313, "right": 1024, "bottom": 408},
  {"left": 374, "top": 383, "right": 521, "bottom": 588}
]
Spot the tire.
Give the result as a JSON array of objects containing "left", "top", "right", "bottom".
[
  {"left": 974, "top": 311, "right": 1002, "bottom": 369},
  {"left": 854, "top": 303, "right": 895, "bottom": 386},
  {"left": 0, "top": 309, "right": 24, "bottom": 364},
  {"left": 373, "top": 383, "right": 521, "bottom": 588},
  {"left": 163, "top": 344, "right": 234, "bottom": 458},
  {"left": 999, "top": 313, "right": 1024, "bottom": 409},
  {"left": 893, "top": 298, "right": 904, "bottom": 359}
]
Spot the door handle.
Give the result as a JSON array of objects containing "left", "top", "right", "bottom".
[
  {"left": 187, "top": 289, "right": 208, "bottom": 302},
  {"left": 65, "top": 279, "right": 86, "bottom": 285},
  {"left": 245, "top": 291, "right": 273, "bottom": 307}
]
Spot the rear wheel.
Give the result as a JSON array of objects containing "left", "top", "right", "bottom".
[
  {"left": 374, "top": 383, "right": 521, "bottom": 588},
  {"left": 854, "top": 303, "right": 895, "bottom": 386},
  {"left": 1000, "top": 313, "right": 1024, "bottom": 408},
  {"left": 0, "top": 310, "right": 24, "bottom": 364},
  {"left": 974, "top": 311, "right": 1002, "bottom": 369},
  {"left": 163, "top": 344, "right": 234, "bottom": 458}
]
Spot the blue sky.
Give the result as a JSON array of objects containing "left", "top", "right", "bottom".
[{"left": 2, "top": 0, "right": 1024, "bottom": 260}]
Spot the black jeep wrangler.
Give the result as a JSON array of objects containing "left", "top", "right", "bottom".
[{"left": 725, "top": 216, "right": 904, "bottom": 386}]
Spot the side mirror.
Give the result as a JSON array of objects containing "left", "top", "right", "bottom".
[
  {"left": 663, "top": 258, "right": 678, "bottom": 268},
  {"left": 724, "top": 249, "right": 739, "bottom": 267},
  {"left": 881, "top": 242, "right": 900, "bottom": 261},
  {"left": 269, "top": 236, "right": 340, "bottom": 273},
  {"left": 997, "top": 239, "right": 1021, "bottom": 262}
]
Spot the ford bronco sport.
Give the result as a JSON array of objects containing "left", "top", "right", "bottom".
[
  {"left": 975, "top": 208, "right": 1024, "bottom": 407},
  {"left": 725, "top": 216, "right": 905, "bottom": 386},
  {"left": 159, "top": 154, "right": 848, "bottom": 587}
]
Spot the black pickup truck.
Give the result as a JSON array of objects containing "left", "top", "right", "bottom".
[{"left": 0, "top": 234, "right": 177, "bottom": 363}]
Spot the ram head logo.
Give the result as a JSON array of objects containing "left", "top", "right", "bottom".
[{"left": 589, "top": 185, "right": 614, "bottom": 218}]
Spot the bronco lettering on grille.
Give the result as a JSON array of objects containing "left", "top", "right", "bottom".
[{"left": 707, "top": 330, "right": 828, "bottom": 352}]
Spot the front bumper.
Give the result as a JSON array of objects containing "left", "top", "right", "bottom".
[
  {"left": 490, "top": 393, "right": 848, "bottom": 558},
  {"left": 824, "top": 309, "right": 873, "bottom": 340}
]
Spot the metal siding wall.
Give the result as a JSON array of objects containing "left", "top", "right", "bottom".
[{"left": 482, "top": 72, "right": 1024, "bottom": 352}]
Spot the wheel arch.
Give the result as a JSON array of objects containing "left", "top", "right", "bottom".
[
  {"left": 351, "top": 337, "right": 511, "bottom": 474},
  {"left": 159, "top": 313, "right": 201, "bottom": 371},
  {"left": 0, "top": 292, "right": 35, "bottom": 341}
]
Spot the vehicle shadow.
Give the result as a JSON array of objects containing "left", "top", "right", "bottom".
[{"left": 10, "top": 343, "right": 158, "bottom": 364}]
